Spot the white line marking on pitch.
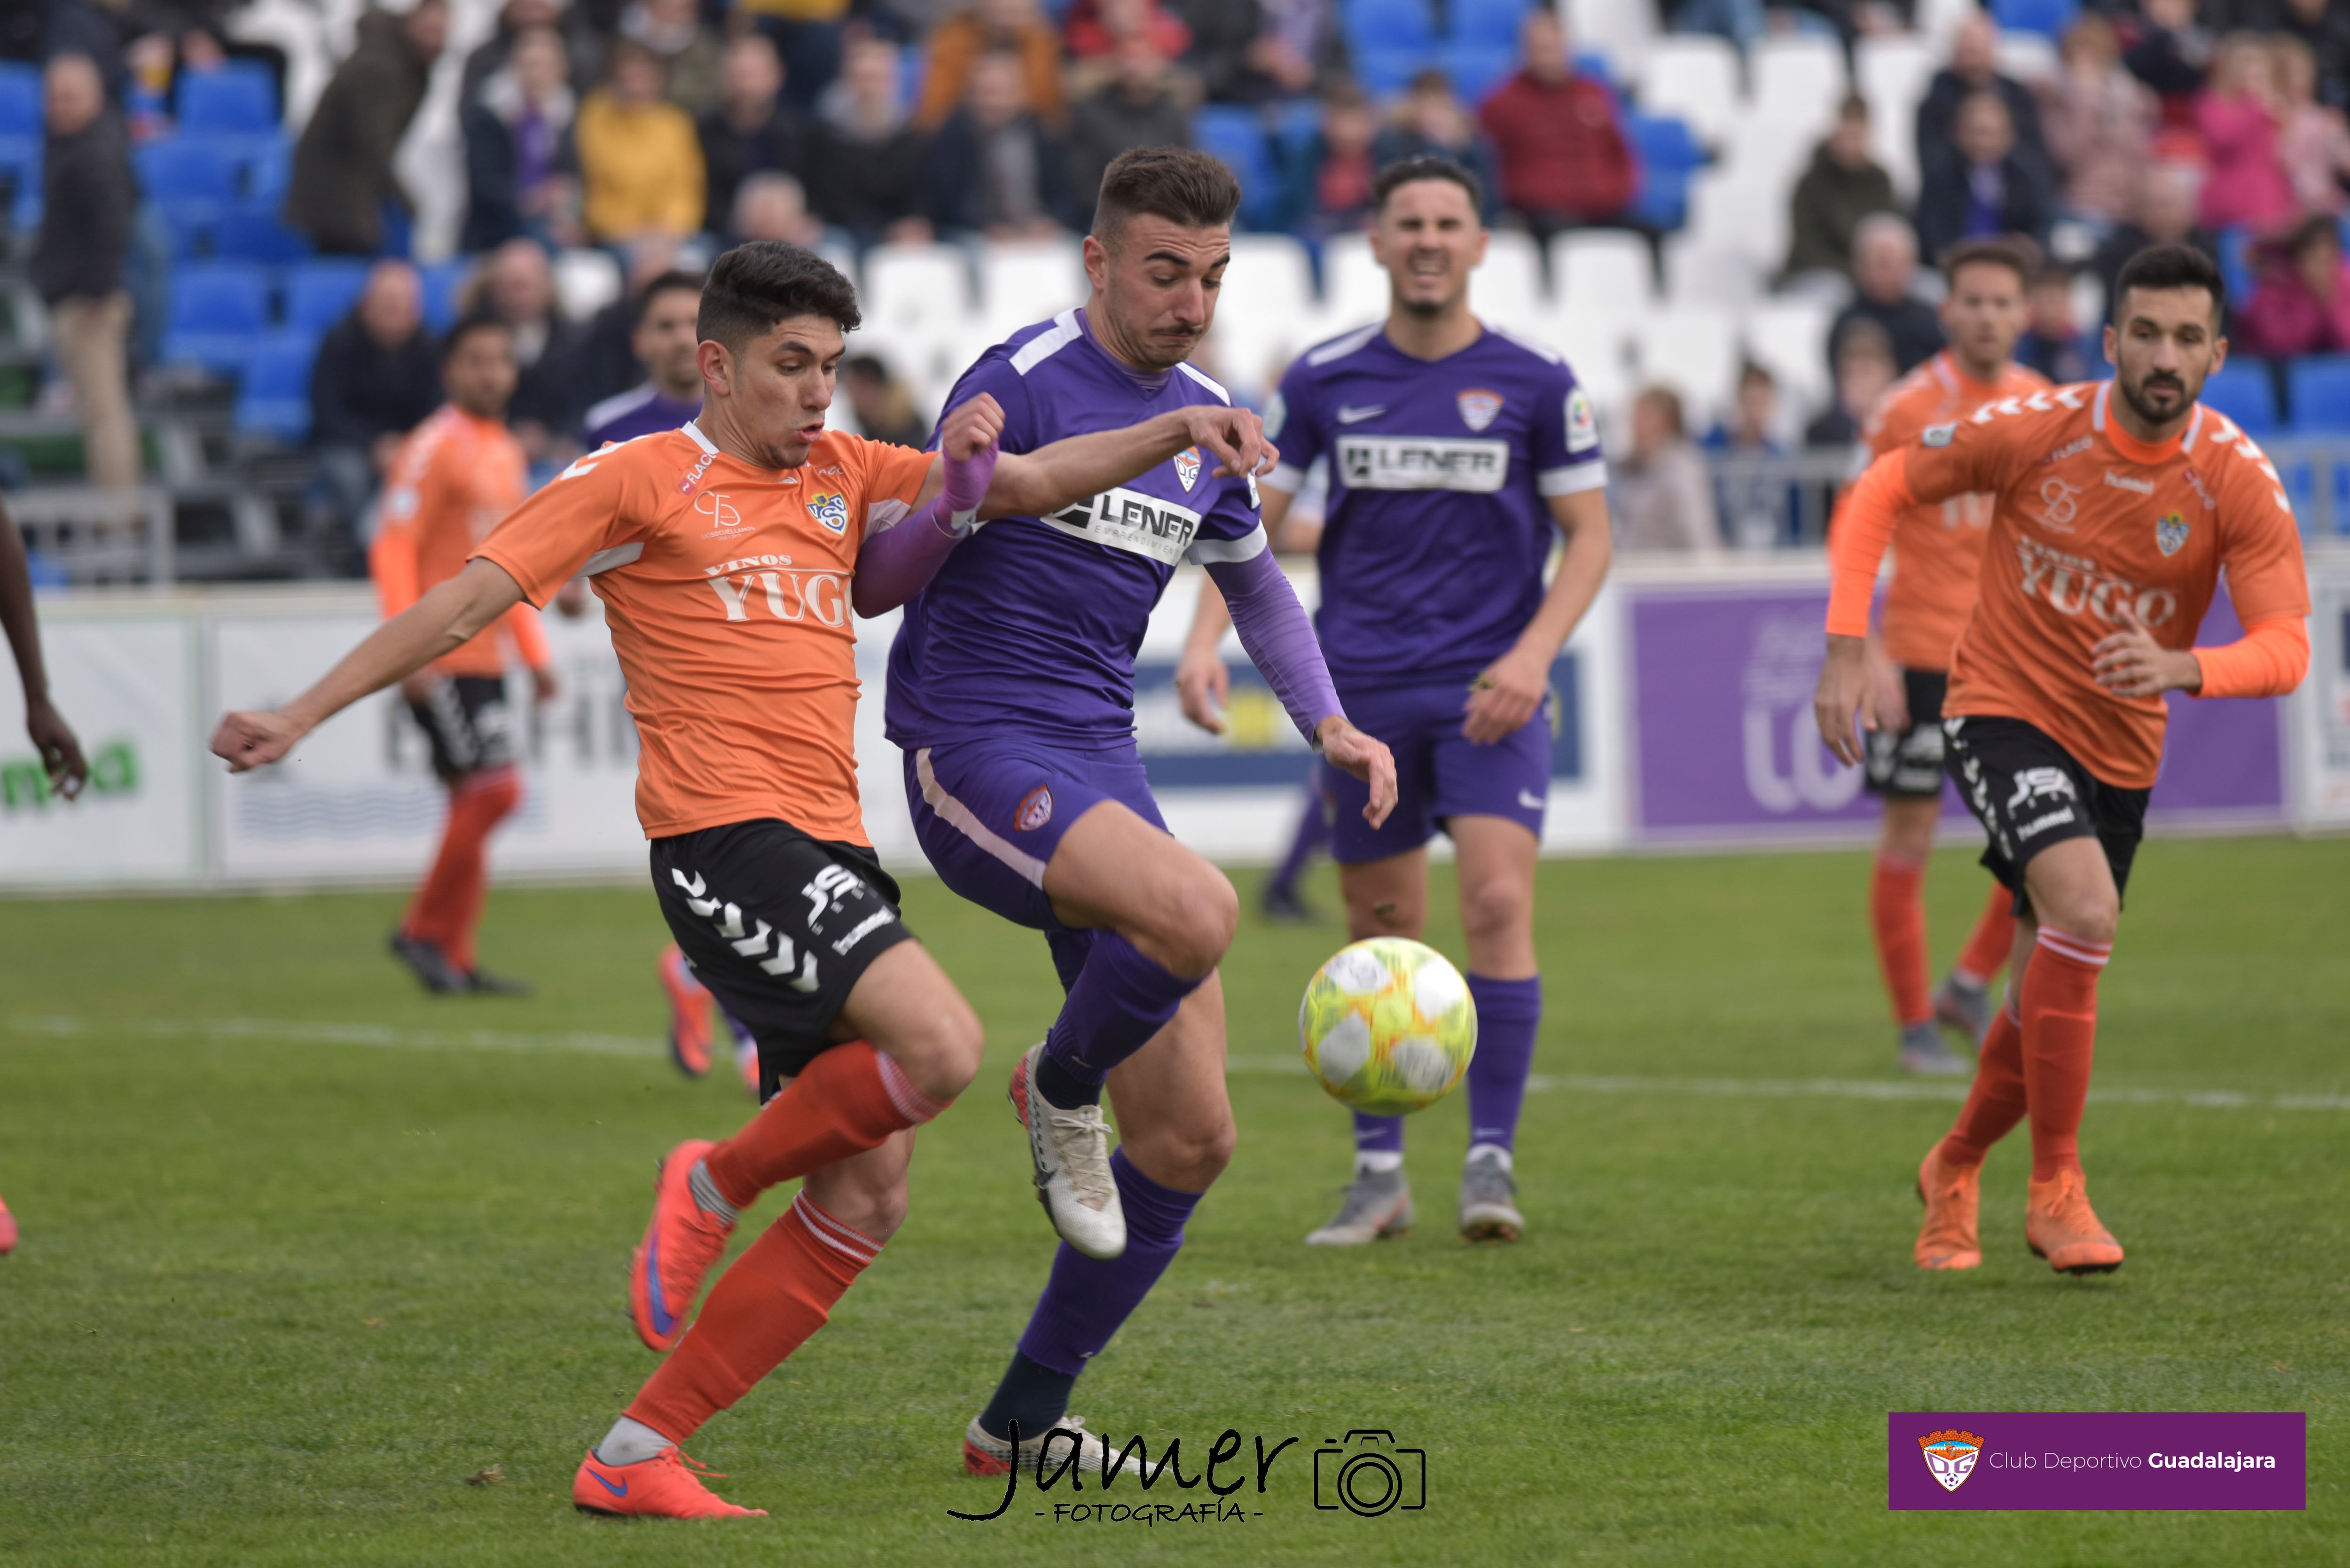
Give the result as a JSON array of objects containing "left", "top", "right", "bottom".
[
  {"left": 10, "top": 1015, "right": 665, "bottom": 1060},
  {"left": 1224, "top": 1056, "right": 2350, "bottom": 1113}
]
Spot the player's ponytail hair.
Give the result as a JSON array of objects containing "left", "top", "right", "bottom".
[
  {"left": 699, "top": 242, "right": 862, "bottom": 351},
  {"left": 1093, "top": 147, "right": 1242, "bottom": 243}
]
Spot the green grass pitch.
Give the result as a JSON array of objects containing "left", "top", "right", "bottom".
[{"left": 0, "top": 836, "right": 2344, "bottom": 1566}]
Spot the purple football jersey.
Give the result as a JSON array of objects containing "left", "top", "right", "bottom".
[
  {"left": 1268, "top": 323, "right": 1606, "bottom": 689},
  {"left": 885, "top": 309, "right": 1267, "bottom": 750},
  {"left": 581, "top": 384, "right": 702, "bottom": 450}
]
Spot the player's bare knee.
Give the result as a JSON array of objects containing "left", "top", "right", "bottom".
[
  {"left": 1136, "top": 1114, "right": 1235, "bottom": 1189},
  {"left": 1457, "top": 876, "right": 1531, "bottom": 950},
  {"left": 806, "top": 1168, "right": 910, "bottom": 1243},
  {"left": 879, "top": 992, "right": 985, "bottom": 1103},
  {"left": 2045, "top": 897, "right": 2118, "bottom": 949},
  {"left": 1151, "top": 867, "right": 1238, "bottom": 977}
]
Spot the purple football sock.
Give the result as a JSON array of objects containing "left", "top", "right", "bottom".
[
  {"left": 1353, "top": 1112, "right": 1404, "bottom": 1155},
  {"left": 1465, "top": 973, "right": 1543, "bottom": 1153},
  {"left": 1266, "top": 784, "right": 1327, "bottom": 899},
  {"left": 1014, "top": 1148, "right": 1201, "bottom": 1377},
  {"left": 1040, "top": 930, "right": 1202, "bottom": 1095}
]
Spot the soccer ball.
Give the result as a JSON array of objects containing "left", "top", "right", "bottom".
[{"left": 1298, "top": 938, "right": 1478, "bottom": 1115}]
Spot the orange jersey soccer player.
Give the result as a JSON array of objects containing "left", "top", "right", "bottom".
[
  {"left": 1816, "top": 243, "right": 2311, "bottom": 1277},
  {"left": 210, "top": 242, "right": 1281, "bottom": 1519},
  {"left": 371, "top": 317, "right": 556, "bottom": 995},
  {"left": 1844, "top": 237, "right": 2047, "bottom": 1077}
]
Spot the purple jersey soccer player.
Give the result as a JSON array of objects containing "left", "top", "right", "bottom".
[
  {"left": 885, "top": 148, "right": 1398, "bottom": 1481},
  {"left": 581, "top": 271, "right": 706, "bottom": 449},
  {"left": 1181, "top": 155, "right": 1614, "bottom": 1247}
]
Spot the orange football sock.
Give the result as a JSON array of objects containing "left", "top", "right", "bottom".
[
  {"left": 1869, "top": 855, "right": 1932, "bottom": 1026},
  {"left": 401, "top": 765, "right": 521, "bottom": 972},
  {"left": 2021, "top": 927, "right": 2109, "bottom": 1182},
  {"left": 703, "top": 1040, "right": 947, "bottom": 1210},
  {"left": 625, "top": 1192, "right": 878, "bottom": 1443},
  {"left": 1939, "top": 986, "right": 2026, "bottom": 1168},
  {"left": 1952, "top": 884, "right": 2018, "bottom": 986}
]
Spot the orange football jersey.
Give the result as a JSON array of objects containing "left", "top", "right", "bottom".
[
  {"left": 1889, "top": 382, "right": 2309, "bottom": 788},
  {"left": 472, "top": 422, "right": 933, "bottom": 843},
  {"left": 1858, "top": 351, "right": 2050, "bottom": 671},
  {"left": 371, "top": 404, "right": 548, "bottom": 679}
]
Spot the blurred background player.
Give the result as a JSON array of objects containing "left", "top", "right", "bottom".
[
  {"left": 581, "top": 270, "right": 708, "bottom": 448},
  {"left": 1, "top": 492, "right": 91, "bottom": 1255},
  {"left": 371, "top": 316, "right": 557, "bottom": 995},
  {"left": 1845, "top": 235, "right": 2048, "bottom": 1078},
  {"left": 888, "top": 148, "right": 1392, "bottom": 1480},
  {"left": 1818, "top": 243, "right": 2311, "bottom": 1277},
  {"left": 1180, "top": 155, "right": 1611, "bottom": 1248}
]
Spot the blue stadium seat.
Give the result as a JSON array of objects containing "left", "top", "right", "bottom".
[
  {"left": 162, "top": 261, "right": 270, "bottom": 375},
  {"left": 1194, "top": 107, "right": 1282, "bottom": 230},
  {"left": 177, "top": 63, "right": 279, "bottom": 136},
  {"left": 0, "top": 133, "right": 41, "bottom": 200},
  {"left": 2288, "top": 354, "right": 2350, "bottom": 432},
  {"left": 0, "top": 63, "right": 39, "bottom": 139},
  {"left": 1441, "top": 45, "right": 1517, "bottom": 104},
  {"left": 2198, "top": 364, "right": 2277, "bottom": 436},
  {"left": 212, "top": 205, "right": 309, "bottom": 265},
  {"left": 135, "top": 136, "right": 241, "bottom": 203},
  {"left": 420, "top": 259, "right": 471, "bottom": 332},
  {"left": 234, "top": 333, "right": 318, "bottom": 442},
  {"left": 1625, "top": 114, "right": 1703, "bottom": 231},
  {"left": 1992, "top": 0, "right": 2080, "bottom": 39},
  {"left": 1449, "top": 0, "right": 1528, "bottom": 49},
  {"left": 243, "top": 134, "right": 291, "bottom": 202},
  {"left": 1271, "top": 98, "right": 1321, "bottom": 160},
  {"left": 1342, "top": 0, "right": 1435, "bottom": 62},
  {"left": 1354, "top": 48, "right": 1425, "bottom": 96},
  {"left": 286, "top": 258, "right": 370, "bottom": 333},
  {"left": 2217, "top": 225, "right": 2255, "bottom": 310}
]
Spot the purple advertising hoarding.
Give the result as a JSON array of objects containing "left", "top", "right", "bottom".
[
  {"left": 1889, "top": 1412, "right": 2306, "bottom": 1510},
  {"left": 1627, "top": 583, "right": 2285, "bottom": 846}
]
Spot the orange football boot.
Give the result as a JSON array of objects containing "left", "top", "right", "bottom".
[
  {"left": 0, "top": 1193, "right": 16, "bottom": 1255},
  {"left": 659, "top": 946, "right": 715, "bottom": 1079},
  {"left": 629, "top": 1139, "right": 733, "bottom": 1351},
  {"left": 2025, "top": 1169, "right": 2124, "bottom": 1274},
  {"left": 1914, "top": 1145, "right": 1982, "bottom": 1271},
  {"left": 573, "top": 1447, "right": 765, "bottom": 1519}
]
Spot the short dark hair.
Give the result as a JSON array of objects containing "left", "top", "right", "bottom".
[
  {"left": 635, "top": 268, "right": 705, "bottom": 326},
  {"left": 441, "top": 312, "right": 512, "bottom": 361},
  {"left": 1092, "top": 146, "right": 1241, "bottom": 242},
  {"left": 2112, "top": 241, "right": 2226, "bottom": 324},
  {"left": 1941, "top": 234, "right": 2042, "bottom": 290},
  {"left": 1372, "top": 153, "right": 1484, "bottom": 217},
  {"left": 698, "top": 242, "right": 861, "bottom": 350}
]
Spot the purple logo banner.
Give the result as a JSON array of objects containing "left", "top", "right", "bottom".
[{"left": 1888, "top": 1412, "right": 2306, "bottom": 1510}]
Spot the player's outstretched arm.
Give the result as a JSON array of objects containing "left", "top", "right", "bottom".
[
  {"left": 985, "top": 404, "right": 1276, "bottom": 520},
  {"left": 1176, "top": 482, "right": 1300, "bottom": 733},
  {"left": 1464, "top": 488, "right": 1612, "bottom": 745},
  {"left": 210, "top": 558, "right": 529, "bottom": 771},
  {"left": 0, "top": 495, "right": 87, "bottom": 797},
  {"left": 852, "top": 395, "right": 1003, "bottom": 616},
  {"left": 1816, "top": 449, "right": 1912, "bottom": 765}
]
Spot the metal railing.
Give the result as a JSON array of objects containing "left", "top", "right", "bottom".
[{"left": 9, "top": 487, "right": 173, "bottom": 585}]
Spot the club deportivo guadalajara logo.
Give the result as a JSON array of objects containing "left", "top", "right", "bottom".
[
  {"left": 1016, "top": 786, "right": 1054, "bottom": 832},
  {"left": 1457, "top": 389, "right": 1503, "bottom": 432},
  {"left": 1919, "top": 1429, "right": 1984, "bottom": 1493},
  {"left": 1174, "top": 446, "right": 1203, "bottom": 492}
]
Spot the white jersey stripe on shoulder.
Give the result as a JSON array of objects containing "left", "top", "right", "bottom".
[
  {"left": 1186, "top": 522, "right": 1268, "bottom": 564},
  {"left": 2091, "top": 381, "right": 2110, "bottom": 431},
  {"left": 581, "top": 542, "right": 644, "bottom": 575},
  {"left": 1305, "top": 323, "right": 1382, "bottom": 366},
  {"left": 1010, "top": 309, "right": 1084, "bottom": 375},
  {"left": 682, "top": 419, "right": 719, "bottom": 454},
  {"left": 2180, "top": 404, "right": 2207, "bottom": 452},
  {"left": 1488, "top": 320, "right": 1564, "bottom": 364},
  {"left": 1175, "top": 360, "right": 1230, "bottom": 403},
  {"left": 914, "top": 748, "right": 1047, "bottom": 887},
  {"left": 582, "top": 382, "right": 660, "bottom": 431}
]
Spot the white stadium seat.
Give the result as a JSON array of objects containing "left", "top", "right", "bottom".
[
  {"left": 1548, "top": 311, "right": 1632, "bottom": 415},
  {"left": 1552, "top": 230, "right": 1654, "bottom": 315},
  {"left": 1916, "top": 0, "right": 1974, "bottom": 48},
  {"left": 1751, "top": 35, "right": 1847, "bottom": 145},
  {"left": 1211, "top": 233, "right": 1325, "bottom": 404},
  {"left": 857, "top": 243, "right": 983, "bottom": 414},
  {"left": 1319, "top": 232, "right": 1390, "bottom": 327},
  {"left": 1636, "top": 304, "right": 1739, "bottom": 424},
  {"left": 1857, "top": 34, "right": 1936, "bottom": 202},
  {"left": 977, "top": 238, "right": 1084, "bottom": 343},
  {"left": 553, "top": 249, "right": 622, "bottom": 321},
  {"left": 1566, "top": 0, "right": 1653, "bottom": 86},
  {"left": 1685, "top": 168, "right": 1788, "bottom": 277},
  {"left": 1469, "top": 229, "right": 1546, "bottom": 332},
  {"left": 1663, "top": 232, "right": 1763, "bottom": 312},
  {"left": 1996, "top": 33, "right": 2060, "bottom": 84},
  {"left": 1743, "top": 297, "right": 1837, "bottom": 423},
  {"left": 1634, "top": 35, "right": 1741, "bottom": 148}
]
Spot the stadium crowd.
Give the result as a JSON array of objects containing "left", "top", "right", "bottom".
[{"left": 6, "top": 0, "right": 2350, "bottom": 572}]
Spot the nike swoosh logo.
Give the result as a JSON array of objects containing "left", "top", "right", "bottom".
[
  {"left": 1336, "top": 405, "right": 1386, "bottom": 424},
  {"left": 589, "top": 1469, "right": 628, "bottom": 1499},
  {"left": 1518, "top": 789, "right": 1546, "bottom": 811},
  {"left": 644, "top": 1236, "right": 676, "bottom": 1337}
]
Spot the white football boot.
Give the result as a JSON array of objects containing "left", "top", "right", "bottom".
[
  {"left": 1009, "top": 1043, "right": 1126, "bottom": 1259},
  {"left": 963, "top": 1414, "right": 1148, "bottom": 1481}
]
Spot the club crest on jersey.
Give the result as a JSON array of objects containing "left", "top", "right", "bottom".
[
  {"left": 1919, "top": 1431, "right": 1983, "bottom": 1494},
  {"left": 1016, "top": 786, "right": 1054, "bottom": 832},
  {"left": 1174, "top": 446, "right": 1203, "bottom": 492},
  {"left": 807, "top": 491, "right": 849, "bottom": 534},
  {"left": 1457, "top": 389, "right": 1504, "bottom": 432},
  {"left": 1923, "top": 422, "right": 1957, "bottom": 447},
  {"left": 2156, "top": 512, "right": 2190, "bottom": 555}
]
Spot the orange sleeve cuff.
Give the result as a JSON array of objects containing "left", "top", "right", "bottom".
[
  {"left": 1825, "top": 450, "right": 1912, "bottom": 638},
  {"left": 505, "top": 602, "right": 553, "bottom": 671},
  {"left": 2194, "top": 617, "right": 2309, "bottom": 699}
]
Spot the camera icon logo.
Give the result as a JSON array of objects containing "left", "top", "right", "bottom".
[{"left": 1312, "top": 1430, "right": 1426, "bottom": 1517}]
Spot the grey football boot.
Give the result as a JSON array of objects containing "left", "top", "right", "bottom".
[{"left": 1305, "top": 1165, "right": 1413, "bottom": 1246}]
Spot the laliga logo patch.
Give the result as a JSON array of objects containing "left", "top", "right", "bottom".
[
  {"left": 1015, "top": 786, "right": 1054, "bottom": 832},
  {"left": 2156, "top": 511, "right": 2190, "bottom": 556},
  {"left": 1457, "top": 389, "right": 1503, "bottom": 432},
  {"left": 1174, "top": 446, "right": 1203, "bottom": 493},
  {"left": 1919, "top": 1430, "right": 1983, "bottom": 1493},
  {"left": 807, "top": 491, "right": 850, "bottom": 534}
]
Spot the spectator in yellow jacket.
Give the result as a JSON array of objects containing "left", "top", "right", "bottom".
[{"left": 574, "top": 40, "right": 706, "bottom": 242}]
